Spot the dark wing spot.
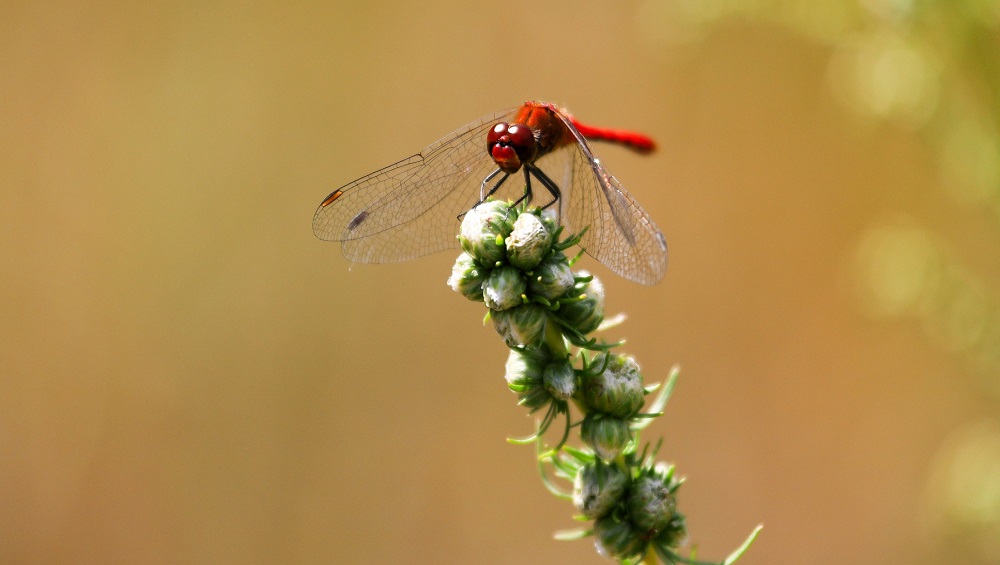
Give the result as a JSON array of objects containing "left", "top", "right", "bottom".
[
  {"left": 320, "top": 189, "right": 345, "bottom": 207},
  {"left": 347, "top": 210, "right": 369, "bottom": 231}
]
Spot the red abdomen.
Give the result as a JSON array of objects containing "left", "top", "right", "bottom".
[{"left": 514, "top": 102, "right": 656, "bottom": 157}]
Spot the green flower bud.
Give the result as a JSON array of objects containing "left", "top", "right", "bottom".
[
  {"left": 540, "top": 210, "right": 559, "bottom": 233},
  {"left": 581, "top": 413, "right": 632, "bottom": 461},
  {"left": 594, "top": 514, "right": 646, "bottom": 561},
  {"left": 483, "top": 265, "right": 526, "bottom": 311},
  {"left": 573, "top": 459, "right": 629, "bottom": 519},
  {"left": 504, "top": 348, "right": 550, "bottom": 409},
  {"left": 459, "top": 200, "right": 512, "bottom": 264},
  {"left": 505, "top": 212, "right": 552, "bottom": 270},
  {"left": 526, "top": 252, "right": 574, "bottom": 300},
  {"left": 653, "top": 512, "right": 688, "bottom": 549},
  {"left": 542, "top": 360, "right": 576, "bottom": 401},
  {"left": 552, "top": 273, "right": 604, "bottom": 334},
  {"left": 491, "top": 303, "right": 546, "bottom": 348},
  {"left": 504, "top": 348, "right": 545, "bottom": 388},
  {"left": 447, "top": 252, "right": 487, "bottom": 301},
  {"left": 626, "top": 474, "right": 678, "bottom": 534},
  {"left": 581, "top": 353, "right": 645, "bottom": 418}
]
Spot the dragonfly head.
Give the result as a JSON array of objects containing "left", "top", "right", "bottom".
[{"left": 487, "top": 122, "right": 536, "bottom": 173}]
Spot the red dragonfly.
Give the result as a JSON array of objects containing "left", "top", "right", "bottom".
[{"left": 313, "top": 101, "right": 668, "bottom": 285}]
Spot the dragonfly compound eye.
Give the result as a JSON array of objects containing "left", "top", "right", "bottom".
[
  {"left": 486, "top": 122, "right": 508, "bottom": 153},
  {"left": 487, "top": 122, "right": 537, "bottom": 173},
  {"left": 506, "top": 124, "right": 536, "bottom": 159}
]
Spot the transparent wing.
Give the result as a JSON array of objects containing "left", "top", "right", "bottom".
[
  {"left": 312, "top": 107, "right": 518, "bottom": 263},
  {"left": 537, "top": 112, "right": 668, "bottom": 285}
]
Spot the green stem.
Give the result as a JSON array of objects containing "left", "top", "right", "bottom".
[
  {"left": 643, "top": 543, "right": 661, "bottom": 564},
  {"left": 543, "top": 315, "right": 569, "bottom": 358}
]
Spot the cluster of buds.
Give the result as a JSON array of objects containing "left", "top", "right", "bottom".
[
  {"left": 573, "top": 453, "right": 688, "bottom": 562},
  {"left": 449, "top": 200, "right": 603, "bottom": 349},
  {"left": 448, "top": 200, "right": 758, "bottom": 564}
]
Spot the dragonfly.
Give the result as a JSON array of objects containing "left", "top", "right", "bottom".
[{"left": 312, "top": 101, "right": 668, "bottom": 285}]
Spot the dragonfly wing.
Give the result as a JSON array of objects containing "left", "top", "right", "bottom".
[
  {"left": 312, "top": 107, "right": 518, "bottom": 263},
  {"left": 540, "top": 113, "right": 668, "bottom": 285}
]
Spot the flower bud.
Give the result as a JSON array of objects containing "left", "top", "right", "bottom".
[
  {"left": 594, "top": 514, "right": 646, "bottom": 561},
  {"left": 581, "top": 413, "right": 632, "bottom": 461},
  {"left": 626, "top": 473, "right": 678, "bottom": 534},
  {"left": 581, "top": 353, "right": 645, "bottom": 418},
  {"left": 504, "top": 348, "right": 550, "bottom": 409},
  {"left": 526, "top": 252, "right": 574, "bottom": 300},
  {"left": 491, "top": 303, "right": 546, "bottom": 348},
  {"left": 552, "top": 273, "right": 604, "bottom": 334},
  {"left": 459, "top": 200, "right": 512, "bottom": 264},
  {"left": 483, "top": 266, "right": 526, "bottom": 311},
  {"left": 653, "top": 512, "right": 688, "bottom": 549},
  {"left": 505, "top": 212, "right": 552, "bottom": 270},
  {"left": 542, "top": 360, "right": 576, "bottom": 401},
  {"left": 504, "top": 348, "right": 545, "bottom": 388},
  {"left": 539, "top": 208, "right": 559, "bottom": 231},
  {"left": 573, "top": 460, "right": 629, "bottom": 519},
  {"left": 447, "top": 252, "right": 486, "bottom": 301}
]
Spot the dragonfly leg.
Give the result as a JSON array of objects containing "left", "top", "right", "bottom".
[
  {"left": 527, "top": 165, "right": 564, "bottom": 225},
  {"left": 460, "top": 168, "right": 509, "bottom": 220},
  {"left": 479, "top": 167, "right": 504, "bottom": 202},
  {"left": 527, "top": 165, "right": 562, "bottom": 210},
  {"left": 509, "top": 167, "right": 535, "bottom": 209}
]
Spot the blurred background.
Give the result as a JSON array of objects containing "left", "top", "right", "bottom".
[{"left": 3, "top": 1, "right": 1000, "bottom": 563}]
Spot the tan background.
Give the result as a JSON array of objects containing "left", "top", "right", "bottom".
[{"left": 3, "top": 1, "right": 1000, "bottom": 564}]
